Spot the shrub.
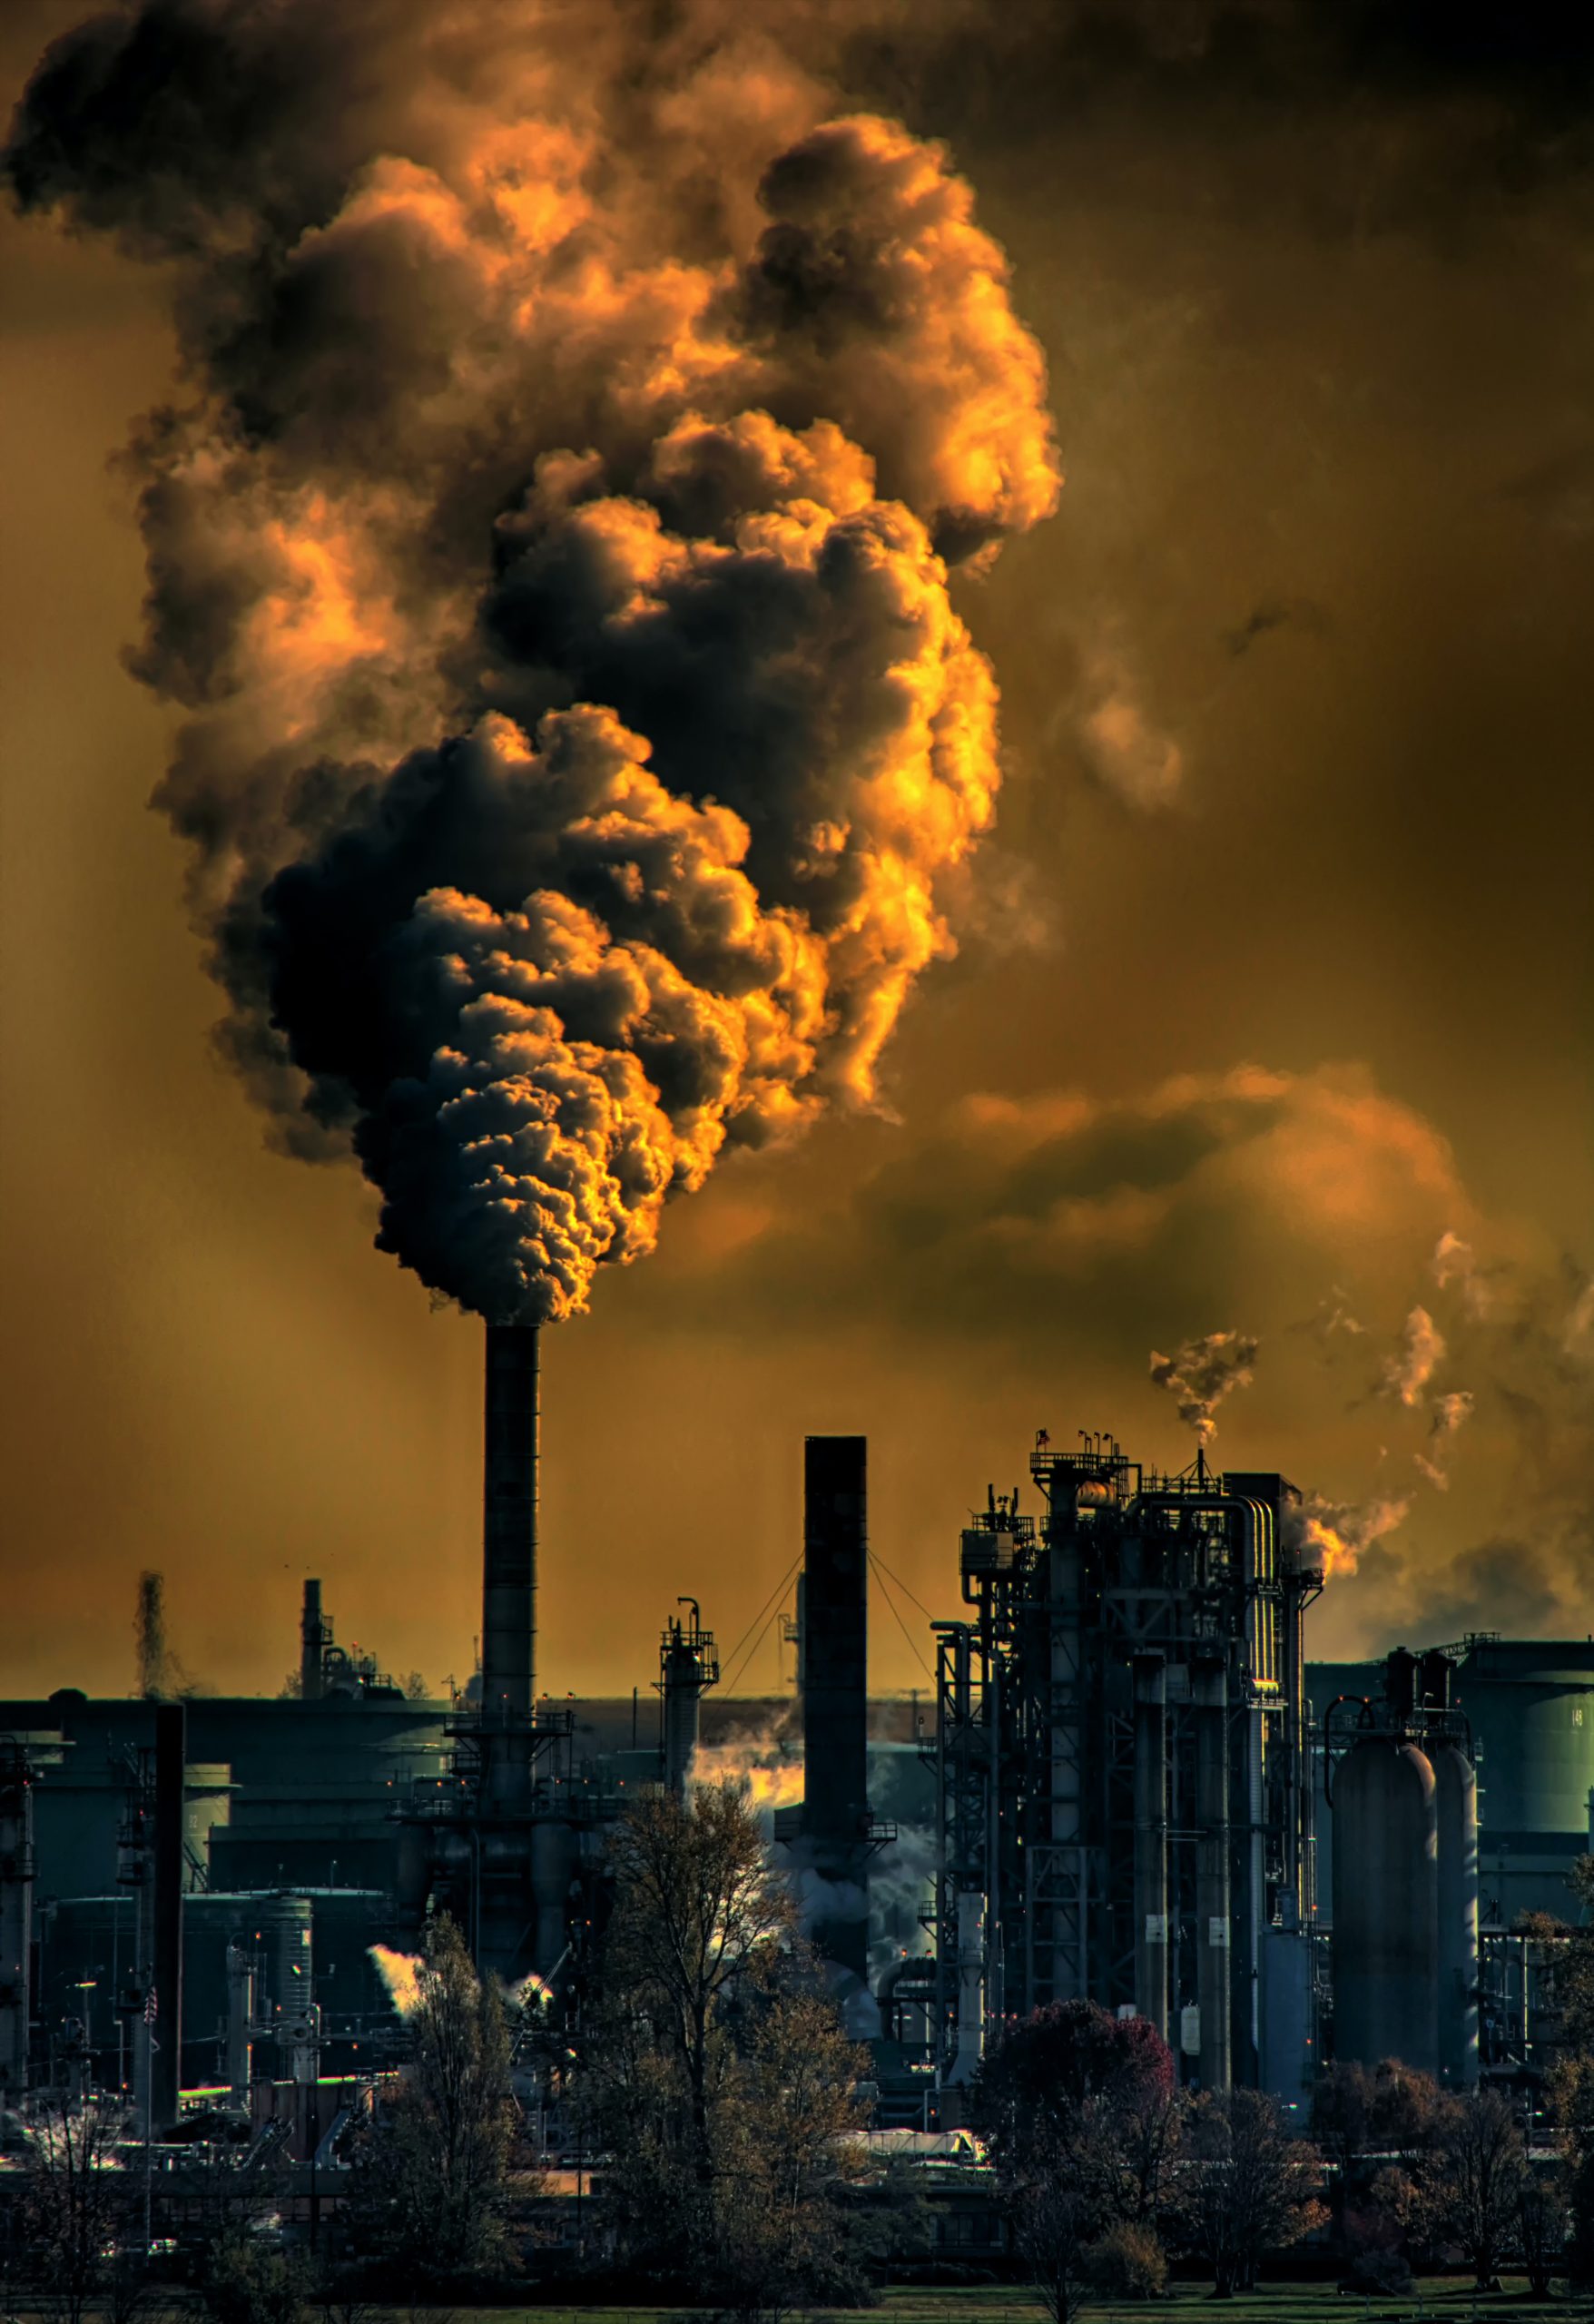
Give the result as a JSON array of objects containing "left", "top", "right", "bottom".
[{"left": 1087, "top": 2220, "right": 1167, "bottom": 2299}]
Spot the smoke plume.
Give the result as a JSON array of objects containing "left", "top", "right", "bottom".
[
  {"left": 1148, "top": 1328, "right": 1257, "bottom": 1444},
  {"left": 1294, "top": 1490, "right": 1412, "bottom": 1582},
  {"left": 5, "top": 1, "right": 1058, "bottom": 1325},
  {"left": 1378, "top": 1304, "right": 1445, "bottom": 1408},
  {"left": 368, "top": 1944, "right": 423, "bottom": 2015}
]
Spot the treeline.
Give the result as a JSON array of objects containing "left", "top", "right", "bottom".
[{"left": 22, "top": 1810, "right": 1594, "bottom": 2322}]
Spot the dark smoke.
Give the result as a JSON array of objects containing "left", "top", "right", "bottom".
[{"left": 5, "top": 3, "right": 1058, "bottom": 1323}]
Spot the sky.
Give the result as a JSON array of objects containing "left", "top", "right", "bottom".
[{"left": 2, "top": 0, "right": 1590, "bottom": 1705}]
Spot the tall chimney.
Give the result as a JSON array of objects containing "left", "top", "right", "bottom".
[
  {"left": 136, "top": 1571, "right": 167, "bottom": 1700},
  {"left": 481, "top": 1323, "right": 538, "bottom": 1808},
  {"left": 152, "top": 1701, "right": 185, "bottom": 2129},
  {"left": 801, "top": 1434, "right": 870, "bottom": 1983},
  {"left": 300, "top": 1580, "right": 326, "bottom": 1702}
]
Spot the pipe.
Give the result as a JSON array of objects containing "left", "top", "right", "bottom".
[
  {"left": 1133, "top": 1654, "right": 1169, "bottom": 2043},
  {"left": 152, "top": 1702, "right": 185, "bottom": 2129},
  {"left": 947, "top": 1888, "right": 985, "bottom": 2083},
  {"left": 226, "top": 1942, "right": 254, "bottom": 2104},
  {"left": 1195, "top": 1650, "right": 1232, "bottom": 2092},
  {"left": 300, "top": 1581, "right": 325, "bottom": 1703},
  {"left": 481, "top": 1322, "right": 538, "bottom": 1810}
]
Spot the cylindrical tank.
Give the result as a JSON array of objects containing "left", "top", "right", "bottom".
[
  {"left": 1433, "top": 1742, "right": 1480, "bottom": 2087},
  {"left": 1332, "top": 1737, "right": 1438, "bottom": 2073},
  {"left": 1454, "top": 1642, "right": 1594, "bottom": 1837}
]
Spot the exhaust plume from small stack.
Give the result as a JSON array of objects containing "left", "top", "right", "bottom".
[
  {"left": 5, "top": 0, "right": 1058, "bottom": 1327},
  {"left": 1148, "top": 1329, "right": 1258, "bottom": 1444}
]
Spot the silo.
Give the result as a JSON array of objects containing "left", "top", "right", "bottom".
[
  {"left": 1433, "top": 1741, "right": 1480, "bottom": 2086},
  {"left": 1332, "top": 1737, "right": 1438, "bottom": 2073}
]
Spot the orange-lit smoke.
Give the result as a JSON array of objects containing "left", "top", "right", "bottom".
[{"left": 5, "top": 12, "right": 1059, "bottom": 1324}]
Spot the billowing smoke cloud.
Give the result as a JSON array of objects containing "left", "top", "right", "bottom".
[
  {"left": 5, "top": 2, "right": 1058, "bottom": 1324},
  {"left": 1148, "top": 1328, "right": 1257, "bottom": 1443}
]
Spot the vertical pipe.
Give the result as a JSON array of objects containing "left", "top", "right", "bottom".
[
  {"left": 1048, "top": 1530, "right": 1086, "bottom": 2004},
  {"left": 1434, "top": 1743, "right": 1480, "bottom": 2086},
  {"left": 801, "top": 1435, "right": 869, "bottom": 1984},
  {"left": 1133, "top": 1654, "right": 1169, "bottom": 2042},
  {"left": 482, "top": 1323, "right": 538, "bottom": 1809},
  {"left": 949, "top": 1889, "right": 985, "bottom": 2083},
  {"left": 226, "top": 1942, "right": 254, "bottom": 2104},
  {"left": 300, "top": 1581, "right": 325, "bottom": 1702},
  {"left": 1195, "top": 1651, "right": 1232, "bottom": 2092},
  {"left": 152, "top": 1702, "right": 185, "bottom": 2129}
]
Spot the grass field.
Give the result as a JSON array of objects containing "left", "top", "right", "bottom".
[{"left": 314, "top": 2284, "right": 1589, "bottom": 2324}]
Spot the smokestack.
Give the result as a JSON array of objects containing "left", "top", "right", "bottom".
[
  {"left": 801, "top": 1434, "right": 870, "bottom": 1983},
  {"left": 300, "top": 1579, "right": 326, "bottom": 1702},
  {"left": 152, "top": 1701, "right": 185, "bottom": 2129},
  {"left": 481, "top": 1323, "right": 538, "bottom": 1808},
  {"left": 136, "top": 1571, "right": 167, "bottom": 1699}
]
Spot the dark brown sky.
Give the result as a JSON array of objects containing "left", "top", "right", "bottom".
[{"left": 3, "top": 0, "right": 1590, "bottom": 1702}]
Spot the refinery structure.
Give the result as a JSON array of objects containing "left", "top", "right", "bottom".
[{"left": 3, "top": 1322, "right": 1591, "bottom": 2191}]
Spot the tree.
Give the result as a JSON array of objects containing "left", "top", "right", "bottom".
[
  {"left": 1176, "top": 2086, "right": 1325, "bottom": 2298},
  {"left": 349, "top": 1913, "right": 515, "bottom": 2280},
  {"left": 1518, "top": 2165, "right": 1566, "bottom": 2299},
  {"left": 1551, "top": 2052, "right": 1594, "bottom": 2283},
  {"left": 974, "top": 2003, "right": 1181, "bottom": 2320},
  {"left": 19, "top": 2094, "right": 129, "bottom": 2324},
  {"left": 202, "top": 2230, "right": 310, "bottom": 2324},
  {"left": 587, "top": 1780, "right": 871, "bottom": 2315},
  {"left": 603, "top": 1781, "right": 796, "bottom": 2182},
  {"left": 1313, "top": 2059, "right": 1441, "bottom": 2280},
  {"left": 1429, "top": 2086, "right": 1527, "bottom": 2290}
]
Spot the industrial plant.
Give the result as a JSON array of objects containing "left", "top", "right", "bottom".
[{"left": 3, "top": 1322, "right": 1591, "bottom": 2223}]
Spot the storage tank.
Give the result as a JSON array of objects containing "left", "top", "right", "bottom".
[
  {"left": 1332, "top": 1736, "right": 1438, "bottom": 2073},
  {"left": 1453, "top": 1640, "right": 1594, "bottom": 1837},
  {"left": 1433, "top": 1740, "right": 1480, "bottom": 2086}
]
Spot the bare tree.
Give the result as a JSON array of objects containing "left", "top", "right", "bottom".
[
  {"left": 349, "top": 1913, "right": 515, "bottom": 2279},
  {"left": 589, "top": 1783, "right": 871, "bottom": 2315},
  {"left": 1430, "top": 2086, "right": 1527, "bottom": 2290},
  {"left": 19, "top": 2095, "right": 130, "bottom": 2324},
  {"left": 1177, "top": 2086, "right": 1325, "bottom": 2297},
  {"left": 1002, "top": 2123, "right": 1110, "bottom": 2324},
  {"left": 604, "top": 1780, "right": 795, "bottom": 2181}
]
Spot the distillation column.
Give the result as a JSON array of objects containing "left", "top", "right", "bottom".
[
  {"left": 1194, "top": 1649, "right": 1232, "bottom": 2091},
  {"left": 1133, "top": 1654, "right": 1169, "bottom": 2043}
]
